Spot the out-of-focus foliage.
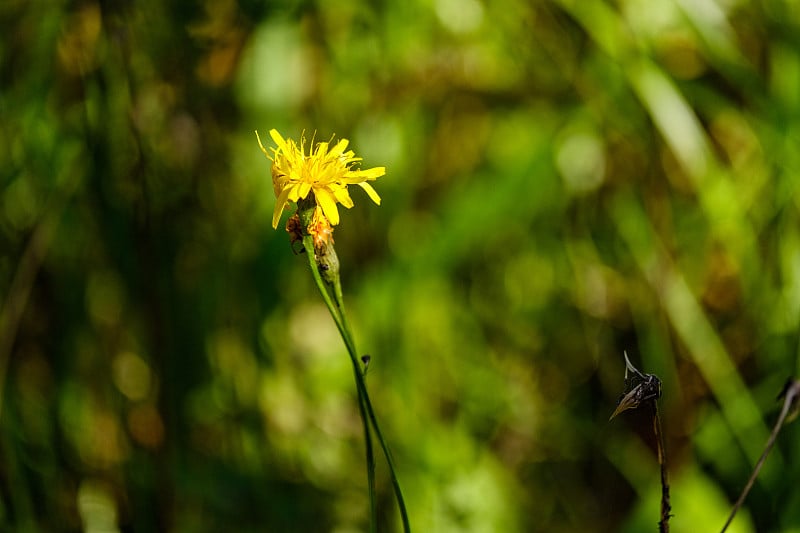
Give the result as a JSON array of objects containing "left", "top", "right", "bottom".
[{"left": 2, "top": 0, "right": 800, "bottom": 531}]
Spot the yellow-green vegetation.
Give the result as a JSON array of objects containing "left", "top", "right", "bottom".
[{"left": 2, "top": 1, "right": 800, "bottom": 532}]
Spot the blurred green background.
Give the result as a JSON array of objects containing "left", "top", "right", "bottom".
[{"left": 3, "top": 0, "right": 800, "bottom": 531}]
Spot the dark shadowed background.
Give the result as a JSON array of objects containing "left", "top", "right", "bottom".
[{"left": 2, "top": 0, "right": 800, "bottom": 531}]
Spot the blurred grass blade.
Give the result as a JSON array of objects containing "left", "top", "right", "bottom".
[{"left": 612, "top": 189, "right": 770, "bottom": 466}]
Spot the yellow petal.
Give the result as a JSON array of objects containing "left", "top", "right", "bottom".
[
  {"left": 333, "top": 185, "right": 354, "bottom": 208},
  {"left": 360, "top": 166, "right": 386, "bottom": 180},
  {"left": 272, "top": 186, "right": 292, "bottom": 229},
  {"left": 269, "top": 129, "right": 290, "bottom": 155},
  {"left": 344, "top": 167, "right": 385, "bottom": 183},
  {"left": 288, "top": 183, "right": 306, "bottom": 202},
  {"left": 316, "top": 189, "right": 340, "bottom": 225},
  {"left": 255, "top": 130, "right": 269, "bottom": 156},
  {"left": 297, "top": 181, "right": 312, "bottom": 200},
  {"left": 329, "top": 138, "right": 349, "bottom": 157},
  {"left": 315, "top": 141, "right": 330, "bottom": 159},
  {"left": 357, "top": 182, "right": 381, "bottom": 205}
]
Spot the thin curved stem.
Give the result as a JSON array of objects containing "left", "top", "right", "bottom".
[
  {"left": 301, "top": 235, "right": 410, "bottom": 533},
  {"left": 720, "top": 380, "right": 800, "bottom": 533},
  {"left": 329, "top": 261, "right": 410, "bottom": 532},
  {"left": 301, "top": 237, "right": 377, "bottom": 532}
]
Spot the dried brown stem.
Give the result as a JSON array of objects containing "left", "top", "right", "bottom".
[
  {"left": 653, "top": 401, "right": 671, "bottom": 533},
  {"left": 719, "top": 379, "right": 800, "bottom": 533}
]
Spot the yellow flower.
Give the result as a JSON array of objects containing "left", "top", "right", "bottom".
[{"left": 256, "top": 129, "right": 385, "bottom": 228}]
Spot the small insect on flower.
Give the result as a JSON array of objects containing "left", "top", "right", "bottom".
[
  {"left": 609, "top": 351, "right": 662, "bottom": 421},
  {"left": 285, "top": 214, "right": 304, "bottom": 254}
]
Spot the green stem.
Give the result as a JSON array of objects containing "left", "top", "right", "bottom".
[
  {"left": 301, "top": 235, "right": 410, "bottom": 533},
  {"left": 300, "top": 236, "right": 377, "bottom": 532},
  {"left": 331, "top": 276, "right": 410, "bottom": 532}
]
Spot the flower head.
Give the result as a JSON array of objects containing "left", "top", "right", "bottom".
[{"left": 256, "top": 129, "right": 385, "bottom": 228}]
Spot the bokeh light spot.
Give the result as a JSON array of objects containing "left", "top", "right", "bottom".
[
  {"left": 435, "top": 0, "right": 485, "bottom": 34},
  {"left": 556, "top": 131, "right": 606, "bottom": 195},
  {"left": 77, "top": 479, "right": 120, "bottom": 533},
  {"left": 112, "top": 351, "right": 152, "bottom": 401}
]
